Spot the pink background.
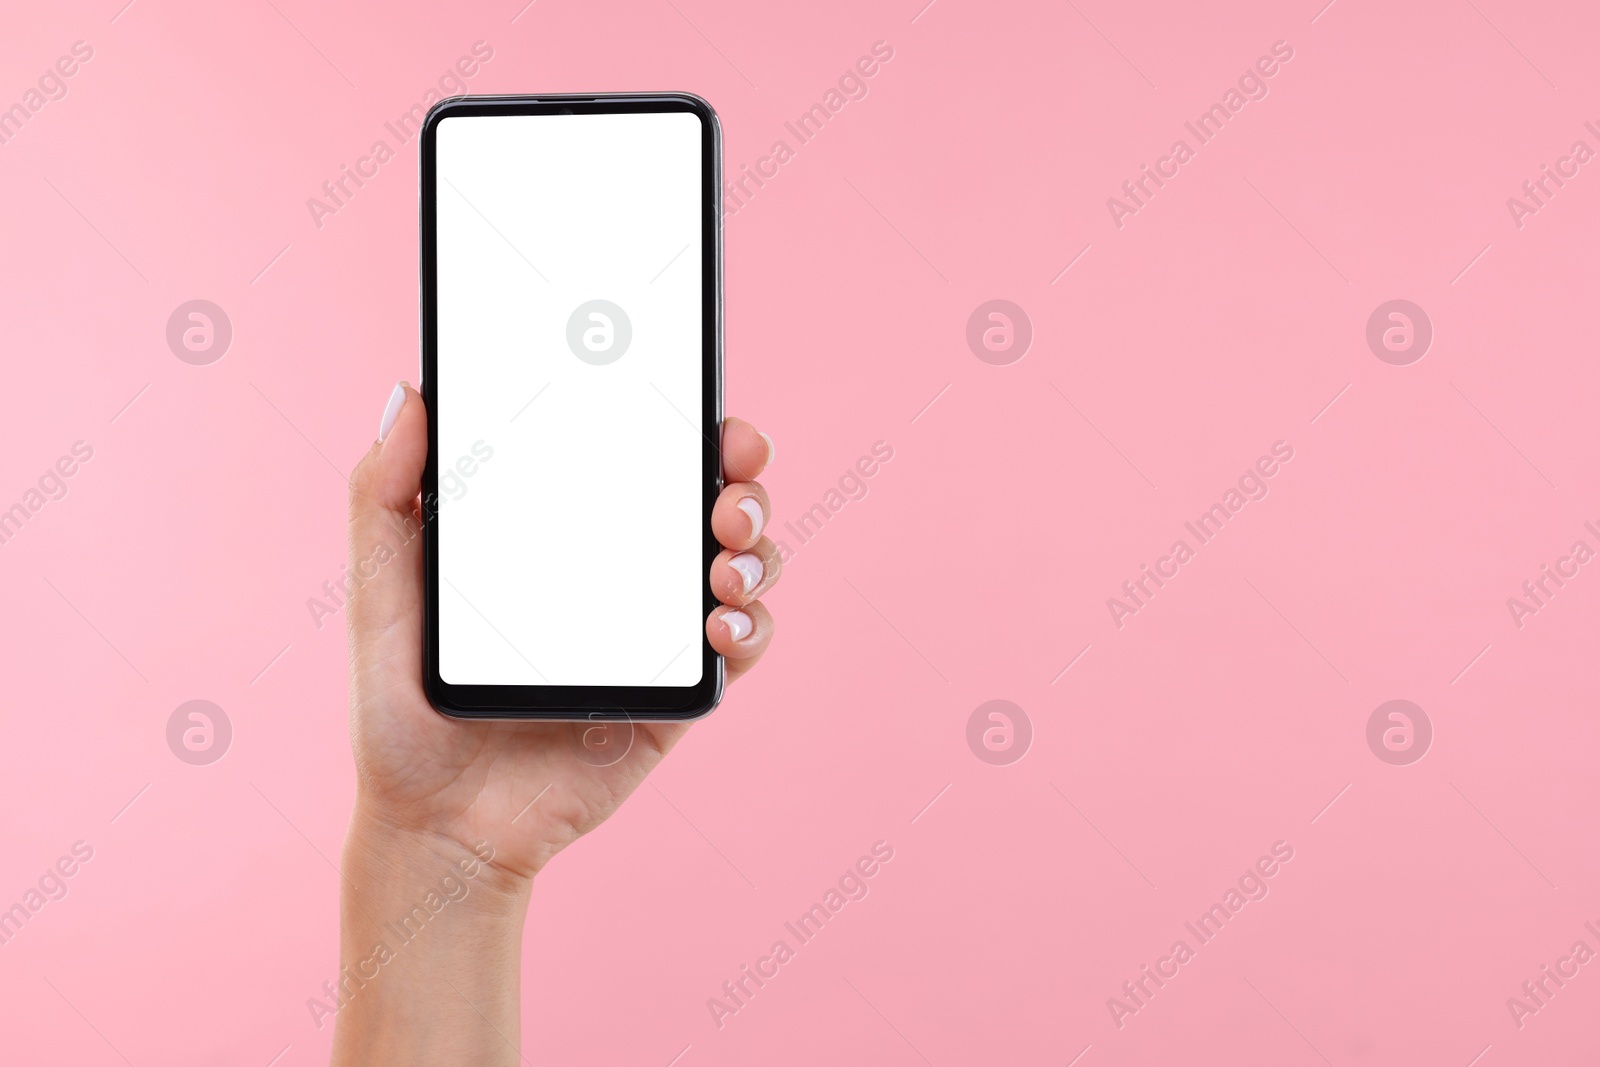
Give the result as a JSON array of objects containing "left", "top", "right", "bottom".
[{"left": 2, "top": 0, "right": 1598, "bottom": 1063}]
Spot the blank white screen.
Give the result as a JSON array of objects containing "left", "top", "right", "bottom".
[{"left": 436, "top": 111, "right": 704, "bottom": 687}]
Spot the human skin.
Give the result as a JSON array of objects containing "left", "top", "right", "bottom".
[{"left": 328, "top": 383, "right": 778, "bottom": 1065}]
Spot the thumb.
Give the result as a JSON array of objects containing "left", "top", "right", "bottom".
[{"left": 346, "top": 382, "right": 428, "bottom": 646}]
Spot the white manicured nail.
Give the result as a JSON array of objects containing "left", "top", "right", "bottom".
[
  {"left": 758, "top": 431, "right": 775, "bottom": 466},
  {"left": 722, "top": 609, "right": 753, "bottom": 641},
  {"left": 378, "top": 382, "right": 407, "bottom": 442},
  {"left": 737, "top": 497, "right": 764, "bottom": 540},
  {"left": 729, "top": 553, "right": 763, "bottom": 594}
]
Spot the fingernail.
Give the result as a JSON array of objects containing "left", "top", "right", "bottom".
[
  {"left": 729, "top": 553, "right": 763, "bottom": 594},
  {"left": 737, "top": 497, "right": 764, "bottom": 540},
  {"left": 758, "top": 431, "right": 776, "bottom": 466},
  {"left": 722, "top": 609, "right": 753, "bottom": 641},
  {"left": 378, "top": 382, "right": 407, "bottom": 443}
]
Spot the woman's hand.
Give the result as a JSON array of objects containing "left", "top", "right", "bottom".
[
  {"left": 328, "top": 383, "right": 777, "bottom": 1065},
  {"left": 346, "top": 381, "right": 777, "bottom": 879}
]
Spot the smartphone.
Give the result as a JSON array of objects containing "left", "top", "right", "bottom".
[{"left": 419, "top": 93, "right": 722, "bottom": 721}]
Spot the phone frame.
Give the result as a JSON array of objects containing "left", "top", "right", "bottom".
[{"left": 418, "top": 93, "right": 724, "bottom": 722}]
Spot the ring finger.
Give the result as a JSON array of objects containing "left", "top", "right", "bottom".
[{"left": 710, "top": 537, "right": 781, "bottom": 606}]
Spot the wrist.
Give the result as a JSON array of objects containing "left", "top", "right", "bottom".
[{"left": 343, "top": 799, "right": 533, "bottom": 915}]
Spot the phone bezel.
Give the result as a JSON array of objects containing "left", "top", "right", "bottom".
[{"left": 418, "top": 93, "right": 724, "bottom": 722}]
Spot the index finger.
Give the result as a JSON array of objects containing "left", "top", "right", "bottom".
[{"left": 721, "top": 417, "right": 773, "bottom": 483}]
